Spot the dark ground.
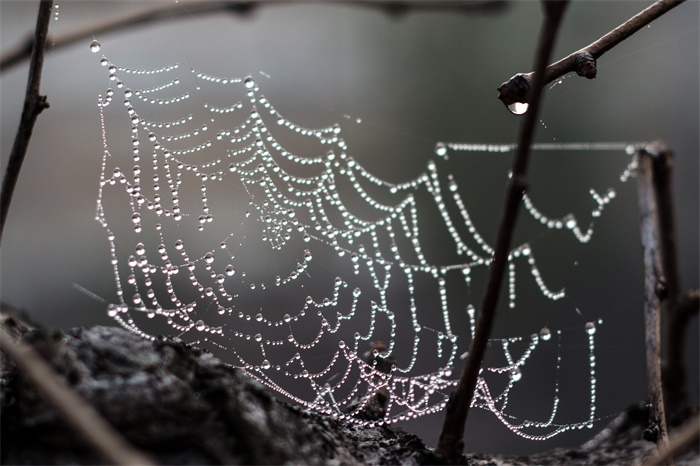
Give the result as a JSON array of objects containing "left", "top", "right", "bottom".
[{"left": 0, "top": 307, "right": 697, "bottom": 465}]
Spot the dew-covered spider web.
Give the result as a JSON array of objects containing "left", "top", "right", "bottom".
[{"left": 93, "top": 46, "right": 642, "bottom": 437}]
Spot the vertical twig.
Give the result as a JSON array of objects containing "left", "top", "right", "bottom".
[
  {"left": 649, "top": 144, "right": 691, "bottom": 417},
  {"left": 434, "top": 2, "right": 569, "bottom": 463},
  {"left": 0, "top": 0, "right": 53, "bottom": 247},
  {"left": 0, "top": 328, "right": 156, "bottom": 465},
  {"left": 636, "top": 145, "right": 671, "bottom": 453}
]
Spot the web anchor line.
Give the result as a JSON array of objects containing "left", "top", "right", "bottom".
[{"left": 94, "top": 53, "right": 640, "bottom": 434}]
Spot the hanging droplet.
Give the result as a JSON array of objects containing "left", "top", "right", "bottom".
[
  {"left": 507, "top": 102, "right": 529, "bottom": 115},
  {"left": 539, "top": 327, "right": 551, "bottom": 341},
  {"left": 585, "top": 322, "right": 596, "bottom": 335},
  {"left": 435, "top": 142, "right": 448, "bottom": 157},
  {"left": 89, "top": 40, "right": 101, "bottom": 53},
  {"left": 511, "top": 367, "right": 522, "bottom": 382},
  {"left": 244, "top": 76, "right": 255, "bottom": 89},
  {"left": 225, "top": 265, "right": 235, "bottom": 276},
  {"left": 195, "top": 320, "right": 206, "bottom": 331}
]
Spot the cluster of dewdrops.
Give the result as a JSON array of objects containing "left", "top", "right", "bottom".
[{"left": 92, "top": 40, "right": 635, "bottom": 433}]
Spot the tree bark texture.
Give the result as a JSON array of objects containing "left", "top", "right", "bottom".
[
  {"left": 636, "top": 149, "right": 671, "bottom": 452},
  {"left": 1, "top": 312, "right": 697, "bottom": 465}
]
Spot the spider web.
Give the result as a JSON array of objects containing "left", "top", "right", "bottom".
[{"left": 93, "top": 50, "right": 640, "bottom": 436}]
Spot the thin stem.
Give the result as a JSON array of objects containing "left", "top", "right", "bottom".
[
  {"left": 498, "top": 0, "right": 686, "bottom": 107},
  {"left": 0, "top": 0, "right": 53, "bottom": 247},
  {"left": 1, "top": 0, "right": 506, "bottom": 72},
  {"left": 636, "top": 145, "right": 671, "bottom": 452},
  {"left": 434, "top": 2, "right": 568, "bottom": 463},
  {"left": 0, "top": 327, "right": 155, "bottom": 465},
  {"left": 649, "top": 143, "right": 690, "bottom": 417}
]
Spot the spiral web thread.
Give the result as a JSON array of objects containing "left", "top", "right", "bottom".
[{"left": 94, "top": 53, "right": 640, "bottom": 437}]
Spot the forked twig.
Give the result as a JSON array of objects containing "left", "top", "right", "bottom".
[
  {"left": 0, "top": 0, "right": 53, "bottom": 247},
  {"left": 0, "top": 327, "right": 155, "bottom": 465},
  {"left": 435, "top": 2, "right": 569, "bottom": 463},
  {"left": 497, "top": 0, "right": 686, "bottom": 108},
  {"left": 636, "top": 143, "right": 671, "bottom": 452}
]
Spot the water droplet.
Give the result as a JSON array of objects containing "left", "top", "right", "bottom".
[
  {"left": 89, "top": 40, "right": 101, "bottom": 53},
  {"left": 511, "top": 368, "right": 522, "bottom": 382},
  {"left": 585, "top": 322, "right": 596, "bottom": 335},
  {"left": 507, "top": 102, "right": 529, "bottom": 115},
  {"left": 435, "top": 142, "right": 448, "bottom": 157},
  {"left": 195, "top": 320, "right": 206, "bottom": 331},
  {"left": 261, "top": 359, "right": 271, "bottom": 370},
  {"left": 244, "top": 76, "right": 255, "bottom": 89},
  {"left": 539, "top": 327, "right": 551, "bottom": 341},
  {"left": 225, "top": 265, "right": 235, "bottom": 276}
]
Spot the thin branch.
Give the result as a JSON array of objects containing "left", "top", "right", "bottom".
[
  {"left": 636, "top": 144, "right": 671, "bottom": 452},
  {"left": 497, "top": 0, "right": 686, "bottom": 108},
  {"left": 0, "top": 327, "right": 155, "bottom": 465},
  {"left": 649, "top": 144, "right": 691, "bottom": 417},
  {"left": 0, "top": 0, "right": 506, "bottom": 72},
  {"left": 0, "top": 0, "right": 53, "bottom": 247},
  {"left": 434, "top": 2, "right": 569, "bottom": 463}
]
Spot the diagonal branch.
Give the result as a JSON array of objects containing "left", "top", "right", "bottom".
[
  {"left": 0, "top": 0, "right": 53, "bottom": 247},
  {"left": 434, "top": 2, "right": 569, "bottom": 463},
  {"left": 497, "top": 0, "right": 686, "bottom": 108},
  {"left": 1, "top": 0, "right": 506, "bottom": 72}
]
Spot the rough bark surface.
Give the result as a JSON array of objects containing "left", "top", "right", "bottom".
[{"left": 1, "top": 318, "right": 698, "bottom": 465}]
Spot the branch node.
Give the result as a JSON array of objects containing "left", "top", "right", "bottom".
[
  {"left": 497, "top": 73, "right": 531, "bottom": 107},
  {"left": 37, "top": 95, "right": 50, "bottom": 112},
  {"left": 643, "top": 419, "right": 663, "bottom": 443},
  {"left": 575, "top": 52, "right": 597, "bottom": 79},
  {"left": 656, "top": 281, "right": 668, "bottom": 301}
]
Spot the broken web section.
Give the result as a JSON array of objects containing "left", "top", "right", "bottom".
[{"left": 94, "top": 52, "right": 639, "bottom": 435}]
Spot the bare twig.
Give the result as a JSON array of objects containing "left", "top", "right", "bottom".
[
  {"left": 0, "top": 327, "right": 155, "bottom": 465},
  {"left": 642, "top": 414, "right": 700, "bottom": 466},
  {"left": 0, "top": 0, "right": 53, "bottom": 247},
  {"left": 649, "top": 144, "right": 693, "bottom": 417},
  {"left": 434, "top": 2, "right": 569, "bottom": 463},
  {"left": 636, "top": 144, "right": 671, "bottom": 452},
  {"left": 1, "top": 0, "right": 506, "bottom": 72},
  {"left": 497, "top": 0, "right": 686, "bottom": 108}
]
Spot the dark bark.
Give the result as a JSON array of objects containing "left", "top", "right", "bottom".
[{"left": 1, "top": 316, "right": 698, "bottom": 465}]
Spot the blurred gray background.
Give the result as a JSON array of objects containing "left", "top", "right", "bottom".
[{"left": 1, "top": 0, "right": 698, "bottom": 455}]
